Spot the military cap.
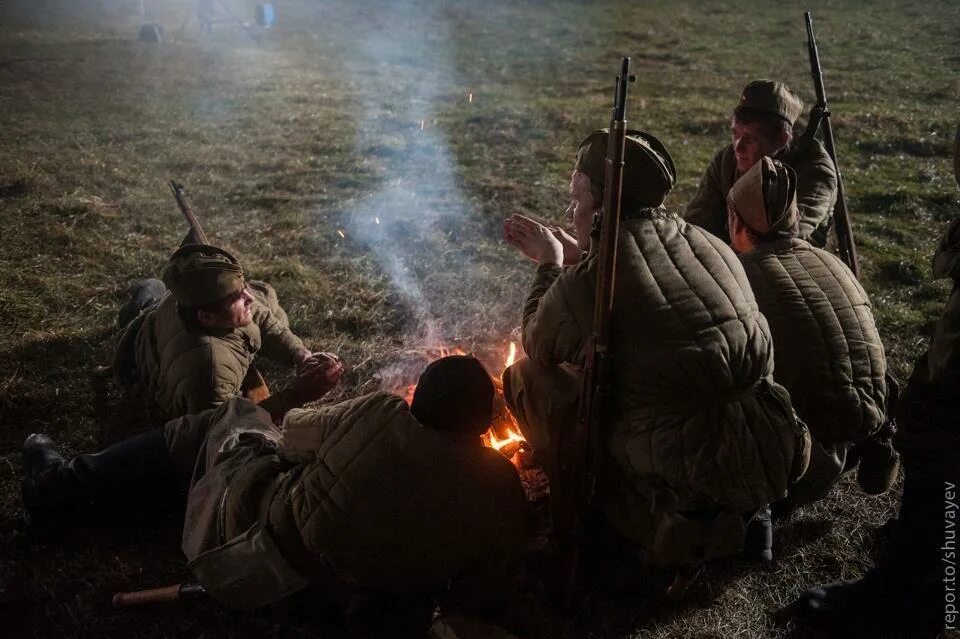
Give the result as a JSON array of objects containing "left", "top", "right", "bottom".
[
  {"left": 410, "top": 355, "right": 494, "bottom": 436},
  {"left": 161, "top": 244, "right": 244, "bottom": 307},
  {"left": 734, "top": 80, "right": 803, "bottom": 126},
  {"left": 575, "top": 129, "right": 677, "bottom": 209},
  {"left": 727, "top": 156, "right": 799, "bottom": 235}
]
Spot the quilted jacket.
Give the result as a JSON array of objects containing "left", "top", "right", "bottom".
[
  {"left": 175, "top": 393, "right": 528, "bottom": 608},
  {"left": 114, "top": 280, "right": 305, "bottom": 418},
  {"left": 739, "top": 238, "right": 887, "bottom": 444},
  {"left": 521, "top": 210, "right": 806, "bottom": 561}
]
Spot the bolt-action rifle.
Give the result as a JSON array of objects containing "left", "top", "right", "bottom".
[
  {"left": 170, "top": 180, "right": 209, "bottom": 245},
  {"left": 557, "top": 57, "right": 633, "bottom": 604},
  {"left": 803, "top": 11, "right": 860, "bottom": 278}
]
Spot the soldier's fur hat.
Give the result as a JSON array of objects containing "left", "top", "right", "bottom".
[
  {"left": 162, "top": 244, "right": 245, "bottom": 307},
  {"left": 734, "top": 80, "right": 803, "bottom": 127},
  {"left": 727, "top": 156, "right": 799, "bottom": 236},
  {"left": 410, "top": 355, "right": 494, "bottom": 437},
  {"left": 575, "top": 129, "right": 677, "bottom": 210}
]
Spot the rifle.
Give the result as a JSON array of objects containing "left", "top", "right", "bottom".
[
  {"left": 112, "top": 582, "right": 206, "bottom": 607},
  {"left": 804, "top": 11, "right": 860, "bottom": 279},
  {"left": 557, "top": 57, "right": 633, "bottom": 604},
  {"left": 169, "top": 180, "right": 209, "bottom": 245}
]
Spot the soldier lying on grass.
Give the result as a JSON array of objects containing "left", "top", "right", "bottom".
[
  {"left": 501, "top": 129, "right": 809, "bottom": 571},
  {"left": 23, "top": 355, "right": 527, "bottom": 637},
  {"left": 727, "top": 156, "right": 896, "bottom": 512},
  {"left": 113, "top": 243, "right": 338, "bottom": 420},
  {"left": 684, "top": 80, "right": 838, "bottom": 247}
]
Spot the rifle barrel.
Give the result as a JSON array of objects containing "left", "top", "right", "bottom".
[
  {"left": 170, "top": 180, "right": 209, "bottom": 245},
  {"left": 804, "top": 12, "right": 860, "bottom": 278},
  {"left": 805, "top": 12, "right": 827, "bottom": 107}
]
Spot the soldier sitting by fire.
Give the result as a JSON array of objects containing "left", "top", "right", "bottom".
[
  {"left": 727, "top": 156, "right": 896, "bottom": 513},
  {"left": 501, "top": 129, "right": 809, "bottom": 571},
  {"left": 23, "top": 355, "right": 527, "bottom": 636},
  {"left": 113, "top": 243, "right": 338, "bottom": 421}
]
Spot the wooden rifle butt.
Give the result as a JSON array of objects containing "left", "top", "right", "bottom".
[{"left": 112, "top": 582, "right": 205, "bottom": 607}]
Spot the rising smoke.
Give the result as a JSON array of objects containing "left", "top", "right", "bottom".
[{"left": 332, "top": 0, "right": 477, "bottom": 350}]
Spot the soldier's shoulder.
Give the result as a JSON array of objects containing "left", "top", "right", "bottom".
[
  {"left": 804, "top": 243, "right": 855, "bottom": 272},
  {"left": 471, "top": 446, "right": 525, "bottom": 502},
  {"left": 339, "top": 390, "right": 412, "bottom": 425},
  {"left": 705, "top": 144, "right": 735, "bottom": 172},
  {"left": 785, "top": 137, "right": 833, "bottom": 168},
  {"left": 709, "top": 142, "right": 734, "bottom": 160},
  {"left": 246, "top": 280, "right": 279, "bottom": 306}
]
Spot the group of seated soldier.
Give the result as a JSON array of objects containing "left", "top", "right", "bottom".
[{"left": 20, "top": 79, "right": 957, "bottom": 638}]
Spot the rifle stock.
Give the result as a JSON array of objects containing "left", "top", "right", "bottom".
[
  {"left": 112, "top": 582, "right": 206, "bottom": 607},
  {"left": 558, "top": 57, "right": 632, "bottom": 604},
  {"left": 170, "top": 180, "right": 209, "bottom": 245},
  {"left": 805, "top": 12, "right": 860, "bottom": 278}
]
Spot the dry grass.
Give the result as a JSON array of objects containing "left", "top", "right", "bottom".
[{"left": 0, "top": 0, "right": 958, "bottom": 637}]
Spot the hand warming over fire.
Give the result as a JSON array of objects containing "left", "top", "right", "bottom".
[
  {"left": 289, "top": 354, "right": 344, "bottom": 404},
  {"left": 503, "top": 214, "right": 564, "bottom": 266},
  {"left": 296, "top": 350, "right": 341, "bottom": 373},
  {"left": 550, "top": 226, "right": 581, "bottom": 266}
]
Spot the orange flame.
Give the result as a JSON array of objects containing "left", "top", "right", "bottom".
[
  {"left": 486, "top": 427, "right": 524, "bottom": 451},
  {"left": 396, "top": 341, "right": 525, "bottom": 461}
]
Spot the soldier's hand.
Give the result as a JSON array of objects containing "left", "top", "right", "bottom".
[
  {"left": 503, "top": 214, "right": 563, "bottom": 266},
  {"left": 549, "top": 227, "right": 581, "bottom": 265},
  {"left": 296, "top": 351, "right": 341, "bottom": 373},
  {"left": 290, "top": 356, "right": 344, "bottom": 405}
]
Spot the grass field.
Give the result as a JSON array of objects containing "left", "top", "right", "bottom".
[{"left": 0, "top": 0, "right": 958, "bottom": 637}]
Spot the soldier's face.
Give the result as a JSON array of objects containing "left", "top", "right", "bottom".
[
  {"left": 567, "top": 170, "right": 598, "bottom": 251},
  {"left": 731, "top": 119, "right": 782, "bottom": 174},
  {"left": 198, "top": 285, "right": 254, "bottom": 329}
]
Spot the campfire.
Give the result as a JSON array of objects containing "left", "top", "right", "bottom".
[{"left": 396, "top": 341, "right": 528, "bottom": 462}]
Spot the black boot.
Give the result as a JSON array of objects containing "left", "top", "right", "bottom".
[
  {"left": 780, "top": 467, "right": 949, "bottom": 637},
  {"left": 117, "top": 278, "right": 165, "bottom": 328},
  {"left": 22, "top": 433, "right": 65, "bottom": 497},
  {"left": 781, "top": 568, "right": 942, "bottom": 637},
  {"left": 743, "top": 505, "right": 773, "bottom": 565},
  {"left": 21, "top": 434, "right": 76, "bottom": 534}
]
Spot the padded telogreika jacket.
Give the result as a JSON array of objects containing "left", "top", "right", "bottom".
[
  {"left": 521, "top": 209, "right": 808, "bottom": 565},
  {"left": 114, "top": 281, "right": 305, "bottom": 418}
]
